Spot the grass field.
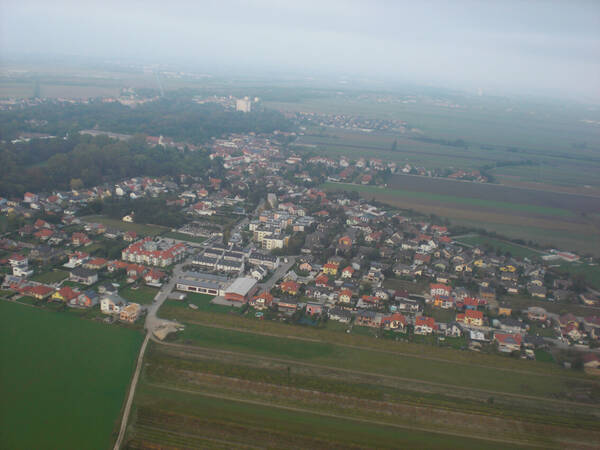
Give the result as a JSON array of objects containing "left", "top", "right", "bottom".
[
  {"left": 82, "top": 215, "right": 167, "bottom": 236},
  {"left": 169, "top": 322, "right": 600, "bottom": 402},
  {"left": 31, "top": 269, "right": 70, "bottom": 284},
  {"left": 119, "top": 285, "right": 159, "bottom": 304},
  {"left": 552, "top": 262, "right": 600, "bottom": 290},
  {"left": 129, "top": 382, "right": 513, "bottom": 450},
  {"left": 162, "top": 231, "right": 206, "bottom": 244},
  {"left": 455, "top": 234, "right": 544, "bottom": 259},
  {"left": 158, "top": 303, "right": 589, "bottom": 377},
  {"left": 0, "top": 300, "right": 143, "bottom": 450}
]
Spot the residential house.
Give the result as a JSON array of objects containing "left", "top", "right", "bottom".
[
  {"left": 457, "top": 309, "right": 483, "bottom": 327},
  {"left": 280, "top": 280, "right": 300, "bottom": 296},
  {"left": 430, "top": 283, "right": 451, "bottom": 297},
  {"left": 101, "top": 294, "right": 127, "bottom": 314},
  {"left": 495, "top": 333, "right": 522, "bottom": 353},
  {"left": 120, "top": 303, "right": 141, "bottom": 322},
  {"left": 415, "top": 316, "right": 437, "bottom": 335},
  {"left": 69, "top": 267, "right": 98, "bottom": 285},
  {"left": 355, "top": 310, "right": 382, "bottom": 328},
  {"left": 22, "top": 284, "right": 54, "bottom": 300},
  {"left": 51, "top": 286, "right": 80, "bottom": 303},
  {"left": 381, "top": 313, "right": 407, "bottom": 331},
  {"left": 323, "top": 262, "right": 339, "bottom": 276},
  {"left": 306, "top": 303, "right": 324, "bottom": 316},
  {"left": 250, "top": 291, "right": 274, "bottom": 310},
  {"left": 328, "top": 307, "right": 352, "bottom": 323},
  {"left": 70, "top": 290, "right": 99, "bottom": 308},
  {"left": 341, "top": 266, "right": 355, "bottom": 279}
]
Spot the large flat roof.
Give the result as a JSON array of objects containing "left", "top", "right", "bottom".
[{"left": 225, "top": 277, "right": 257, "bottom": 296}]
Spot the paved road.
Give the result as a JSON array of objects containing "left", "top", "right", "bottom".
[
  {"left": 113, "top": 256, "right": 191, "bottom": 450},
  {"left": 259, "top": 255, "right": 297, "bottom": 291}
]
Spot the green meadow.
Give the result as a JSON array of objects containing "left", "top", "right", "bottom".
[{"left": 0, "top": 301, "right": 143, "bottom": 450}]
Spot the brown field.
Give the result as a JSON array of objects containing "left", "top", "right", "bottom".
[
  {"left": 388, "top": 174, "right": 600, "bottom": 214},
  {"left": 325, "top": 179, "right": 600, "bottom": 255}
]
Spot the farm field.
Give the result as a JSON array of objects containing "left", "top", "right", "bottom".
[
  {"left": 119, "top": 285, "right": 159, "bottom": 305},
  {"left": 269, "top": 94, "right": 600, "bottom": 159},
  {"left": 455, "top": 234, "right": 544, "bottom": 259},
  {"left": 123, "top": 332, "right": 600, "bottom": 449},
  {"left": 0, "top": 300, "right": 143, "bottom": 450},
  {"left": 322, "top": 181, "right": 600, "bottom": 255},
  {"left": 82, "top": 215, "right": 167, "bottom": 236},
  {"left": 128, "top": 379, "right": 509, "bottom": 450}
]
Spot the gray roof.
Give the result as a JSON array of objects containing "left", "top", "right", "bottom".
[{"left": 225, "top": 277, "right": 257, "bottom": 296}]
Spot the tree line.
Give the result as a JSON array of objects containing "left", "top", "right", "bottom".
[
  {"left": 0, "top": 133, "right": 210, "bottom": 197},
  {"left": 0, "top": 97, "right": 292, "bottom": 143}
]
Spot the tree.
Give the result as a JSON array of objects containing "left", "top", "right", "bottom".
[{"left": 70, "top": 178, "right": 84, "bottom": 190}]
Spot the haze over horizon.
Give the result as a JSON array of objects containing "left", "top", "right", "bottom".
[{"left": 1, "top": 0, "right": 599, "bottom": 101}]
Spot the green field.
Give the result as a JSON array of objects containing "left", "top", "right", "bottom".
[
  {"left": 162, "top": 231, "right": 206, "bottom": 244},
  {"left": 552, "top": 262, "right": 600, "bottom": 290},
  {"left": 129, "top": 383, "right": 511, "bottom": 450},
  {"left": 323, "top": 182, "right": 574, "bottom": 217},
  {"left": 82, "top": 215, "right": 166, "bottom": 236},
  {"left": 123, "top": 328, "right": 600, "bottom": 448},
  {"left": 0, "top": 300, "right": 143, "bottom": 450},
  {"left": 119, "top": 285, "right": 159, "bottom": 304},
  {"left": 322, "top": 182, "right": 600, "bottom": 255},
  {"left": 171, "top": 323, "right": 598, "bottom": 401},
  {"left": 455, "top": 234, "right": 544, "bottom": 259},
  {"left": 31, "top": 269, "right": 70, "bottom": 284}
]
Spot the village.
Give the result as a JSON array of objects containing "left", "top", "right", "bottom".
[{"left": 1, "top": 129, "right": 599, "bottom": 373}]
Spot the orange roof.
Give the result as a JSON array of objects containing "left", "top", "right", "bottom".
[
  {"left": 281, "top": 281, "right": 299, "bottom": 292},
  {"left": 466, "top": 310, "right": 483, "bottom": 320},
  {"left": 416, "top": 316, "right": 436, "bottom": 328}
]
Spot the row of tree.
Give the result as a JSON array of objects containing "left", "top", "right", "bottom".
[
  {"left": 0, "top": 133, "right": 212, "bottom": 197},
  {"left": 0, "top": 97, "right": 292, "bottom": 143}
]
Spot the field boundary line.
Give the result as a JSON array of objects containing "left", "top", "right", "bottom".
[
  {"left": 178, "top": 318, "right": 599, "bottom": 382},
  {"left": 114, "top": 332, "right": 150, "bottom": 450},
  {"left": 145, "top": 382, "right": 550, "bottom": 449},
  {"left": 153, "top": 338, "right": 600, "bottom": 409}
]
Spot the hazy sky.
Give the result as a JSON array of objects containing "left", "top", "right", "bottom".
[{"left": 1, "top": 0, "right": 599, "bottom": 100}]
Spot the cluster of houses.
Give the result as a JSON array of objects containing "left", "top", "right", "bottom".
[{"left": 1, "top": 127, "right": 599, "bottom": 367}]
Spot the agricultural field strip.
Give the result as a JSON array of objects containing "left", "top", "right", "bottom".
[
  {"left": 154, "top": 337, "right": 599, "bottom": 408},
  {"left": 301, "top": 133, "right": 600, "bottom": 166},
  {"left": 174, "top": 321, "right": 595, "bottom": 384},
  {"left": 147, "top": 348, "right": 600, "bottom": 430},
  {"left": 323, "top": 182, "right": 581, "bottom": 217},
  {"left": 130, "top": 425, "right": 263, "bottom": 450},
  {"left": 143, "top": 382, "right": 548, "bottom": 449}
]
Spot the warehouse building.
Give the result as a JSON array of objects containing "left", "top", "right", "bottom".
[{"left": 224, "top": 277, "right": 258, "bottom": 303}]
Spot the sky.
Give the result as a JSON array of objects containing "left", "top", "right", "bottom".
[{"left": 1, "top": 0, "right": 599, "bottom": 100}]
